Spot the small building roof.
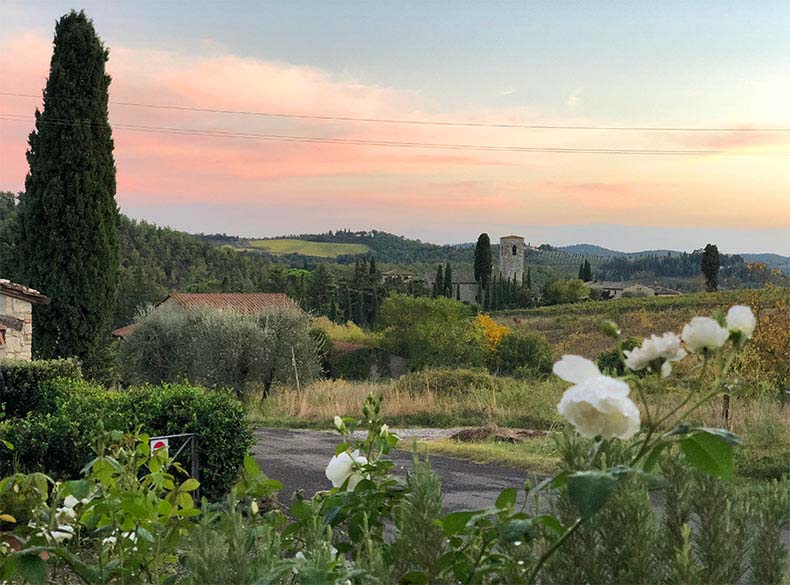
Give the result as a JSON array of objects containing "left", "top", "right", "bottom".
[
  {"left": 500, "top": 235, "right": 525, "bottom": 240},
  {"left": 164, "top": 292, "right": 303, "bottom": 314},
  {"left": 112, "top": 292, "right": 304, "bottom": 339},
  {"left": 0, "top": 279, "right": 49, "bottom": 305}
]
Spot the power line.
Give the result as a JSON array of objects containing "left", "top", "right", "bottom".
[
  {"left": 2, "top": 90, "right": 789, "bottom": 133},
  {"left": 2, "top": 113, "right": 781, "bottom": 156}
]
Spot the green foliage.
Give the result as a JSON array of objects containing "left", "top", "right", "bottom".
[
  {"left": 541, "top": 278, "right": 589, "bottom": 305},
  {"left": 701, "top": 243, "right": 720, "bottom": 292},
  {"left": 474, "top": 233, "right": 493, "bottom": 290},
  {"left": 394, "top": 368, "right": 505, "bottom": 397},
  {"left": 0, "top": 358, "right": 82, "bottom": 418},
  {"left": 119, "top": 306, "right": 321, "bottom": 398},
  {"left": 596, "top": 337, "right": 640, "bottom": 375},
  {"left": 494, "top": 330, "right": 553, "bottom": 377},
  {"left": 17, "top": 11, "right": 120, "bottom": 372},
  {"left": 379, "top": 295, "right": 485, "bottom": 369},
  {"left": 0, "top": 380, "right": 251, "bottom": 500}
]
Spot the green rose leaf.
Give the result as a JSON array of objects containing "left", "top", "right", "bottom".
[
  {"left": 680, "top": 430, "right": 734, "bottom": 479},
  {"left": 498, "top": 518, "right": 536, "bottom": 542},
  {"left": 441, "top": 511, "right": 476, "bottom": 536},
  {"left": 495, "top": 487, "right": 517, "bottom": 510},
  {"left": 16, "top": 554, "right": 48, "bottom": 585},
  {"left": 566, "top": 471, "right": 618, "bottom": 518}
]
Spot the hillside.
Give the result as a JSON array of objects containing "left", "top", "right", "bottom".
[{"left": 245, "top": 238, "right": 371, "bottom": 258}]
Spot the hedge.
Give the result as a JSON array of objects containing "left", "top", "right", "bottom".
[
  {"left": 0, "top": 369, "right": 252, "bottom": 500},
  {"left": 0, "top": 358, "right": 82, "bottom": 418}
]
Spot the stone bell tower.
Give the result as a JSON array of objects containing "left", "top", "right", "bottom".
[{"left": 499, "top": 235, "right": 525, "bottom": 282}]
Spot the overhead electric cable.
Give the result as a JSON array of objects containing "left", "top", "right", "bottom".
[
  {"left": 2, "top": 90, "right": 789, "bottom": 133},
  {"left": 1, "top": 113, "right": 782, "bottom": 156}
]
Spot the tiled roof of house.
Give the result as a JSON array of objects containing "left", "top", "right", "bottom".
[
  {"left": 165, "top": 293, "right": 304, "bottom": 314},
  {"left": 0, "top": 279, "right": 49, "bottom": 304},
  {"left": 112, "top": 293, "right": 304, "bottom": 338}
]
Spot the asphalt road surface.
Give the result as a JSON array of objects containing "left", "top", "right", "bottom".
[
  {"left": 253, "top": 427, "right": 789, "bottom": 548},
  {"left": 252, "top": 428, "right": 534, "bottom": 511}
]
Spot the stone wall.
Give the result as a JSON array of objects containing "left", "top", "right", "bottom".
[
  {"left": 499, "top": 236, "right": 525, "bottom": 283},
  {"left": 0, "top": 293, "right": 34, "bottom": 360}
]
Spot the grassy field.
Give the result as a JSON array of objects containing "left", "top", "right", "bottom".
[
  {"left": 498, "top": 287, "right": 788, "bottom": 358},
  {"left": 244, "top": 238, "right": 370, "bottom": 258}
]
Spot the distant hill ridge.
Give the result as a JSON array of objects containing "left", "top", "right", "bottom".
[{"left": 198, "top": 229, "right": 789, "bottom": 272}]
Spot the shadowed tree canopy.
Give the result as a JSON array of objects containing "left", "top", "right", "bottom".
[
  {"left": 701, "top": 243, "right": 720, "bottom": 292},
  {"left": 17, "top": 11, "right": 120, "bottom": 370},
  {"left": 474, "top": 233, "right": 492, "bottom": 289}
]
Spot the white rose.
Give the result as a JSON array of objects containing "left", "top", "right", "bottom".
[
  {"left": 379, "top": 424, "right": 389, "bottom": 437},
  {"left": 624, "top": 332, "right": 686, "bottom": 376},
  {"left": 333, "top": 416, "right": 344, "bottom": 431},
  {"left": 681, "top": 317, "right": 730, "bottom": 352},
  {"left": 726, "top": 305, "right": 756, "bottom": 339},
  {"left": 553, "top": 355, "right": 640, "bottom": 440},
  {"left": 102, "top": 535, "right": 117, "bottom": 546},
  {"left": 325, "top": 450, "right": 368, "bottom": 490},
  {"left": 62, "top": 495, "right": 79, "bottom": 509}
]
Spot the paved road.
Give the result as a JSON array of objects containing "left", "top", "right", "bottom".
[
  {"left": 252, "top": 428, "right": 534, "bottom": 511},
  {"left": 253, "top": 428, "right": 789, "bottom": 548}
]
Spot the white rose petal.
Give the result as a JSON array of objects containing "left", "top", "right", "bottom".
[
  {"left": 56, "top": 506, "right": 76, "bottom": 523},
  {"left": 379, "top": 424, "right": 389, "bottom": 437},
  {"left": 325, "top": 450, "right": 368, "bottom": 490},
  {"left": 553, "top": 355, "right": 601, "bottom": 384},
  {"left": 333, "top": 416, "right": 343, "bottom": 431},
  {"left": 681, "top": 317, "right": 730, "bottom": 352},
  {"left": 557, "top": 375, "right": 641, "bottom": 440},
  {"left": 624, "top": 332, "right": 687, "bottom": 373},
  {"left": 726, "top": 305, "right": 756, "bottom": 339},
  {"left": 102, "top": 536, "right": 117, "bottom": 546},
  {"left": 51, "top": 524, "right": 75, "bottom": 543},
  {"left": 62, "top": 495, "right": 79, "bottom": 509}
]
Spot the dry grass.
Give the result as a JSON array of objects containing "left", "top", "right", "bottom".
[{"left": 251, "top": 376, "right": 566, "bottom": 429}]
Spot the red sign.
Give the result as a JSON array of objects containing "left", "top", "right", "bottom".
[{"left": 150, "top": 438, "right": 169, "bottom": 455}]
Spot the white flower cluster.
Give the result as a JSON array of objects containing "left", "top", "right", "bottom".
[
  {"left": 554, "top": 306, "right": 755, "bottom": 440},
  {"left": 30, "top": 493, "right": 89, "bottom": 544}
]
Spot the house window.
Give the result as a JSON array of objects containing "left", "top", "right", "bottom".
[{"left": 512, "top": 245, "right": 517, "bottom": 256}]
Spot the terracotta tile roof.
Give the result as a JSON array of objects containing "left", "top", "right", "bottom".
[
  {"left": 111, "top": 324, "right": 138, "bottom": 338},
  {"left": 112, "top": 293, "right": 304, "bottom": 339},
  {"left": 165, "top": 293, "right": 303, "bottom": 314},
  {"left": 0, "top": 279, "right": 49, "bottom": 305}
]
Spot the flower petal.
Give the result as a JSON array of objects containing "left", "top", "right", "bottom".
[{"left": 553, "top": 355, "right": 601, "bottom": 384}]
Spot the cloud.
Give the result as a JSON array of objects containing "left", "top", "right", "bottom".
[{"left": 1, "top": 29, "right": 788, "bottom": 241}]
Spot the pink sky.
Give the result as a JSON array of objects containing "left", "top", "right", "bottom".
[{"left": 1, "top": 28, "right": 789, "bottom": 252}]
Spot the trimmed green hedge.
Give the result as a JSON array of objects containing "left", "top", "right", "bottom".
[
  {"left": 0, "top": 370, "right": 252, "bottom": 500},
  {"left": 0, "top": 358, "right": 82, "bottom": 418}
]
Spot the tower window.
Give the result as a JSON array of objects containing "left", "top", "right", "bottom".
[{"left": 512, "top": 245, "right": 517, "bottom": 256}]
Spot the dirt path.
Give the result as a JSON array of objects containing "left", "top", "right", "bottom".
[{"left": 252, "top": 428, "right": 533, "bottom": 511}]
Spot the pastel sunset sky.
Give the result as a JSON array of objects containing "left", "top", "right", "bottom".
[{"left": 1, "top": 1, "right": 789, "bottom": 253}]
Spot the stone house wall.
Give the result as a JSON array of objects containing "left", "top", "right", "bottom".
[{"left": 0, "top": 293, "right": 34, "bottom": 360}]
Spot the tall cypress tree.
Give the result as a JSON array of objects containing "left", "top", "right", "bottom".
[
  {"left": 18, "top": 11, "right": 119, "bottom": 370},
  {"left": 443, "top": 263, "right": 452, "bottom": 297},
  {"left": 526, "top": 267, "right": 532, "bottom": 290},
  {"left": 474, "top": 233, "right": 492, "bottom": 291},
  {"left": 701, "top": 244, "right": 720, "bottom": 292},
  {"left": 434, "top": 265, "right": 444, "bottom": 297}
]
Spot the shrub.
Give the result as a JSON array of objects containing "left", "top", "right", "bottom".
[
  {"left": 0, "top": 358, "right": 82, "bottom": 418},
  {"left": 120, "top": 306, "right": 321, "bottom": 398},
  {"left": 311, "top": 316, "right": 381, "bottom": 345},
  {"left": 394, "top": 368, "right": 504, "bottom": 397},
  {"left": 494, "top": 330, "right": 553, "bottom": 377},
  {"left": 379, "top": 295, "right": 486, "bottom": 369},
  {"left": 0, "top": 379, "right": 251, "bottom": 500},
  {"left": 475, "top": 313, "right": 509, "bottom": 354}
]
